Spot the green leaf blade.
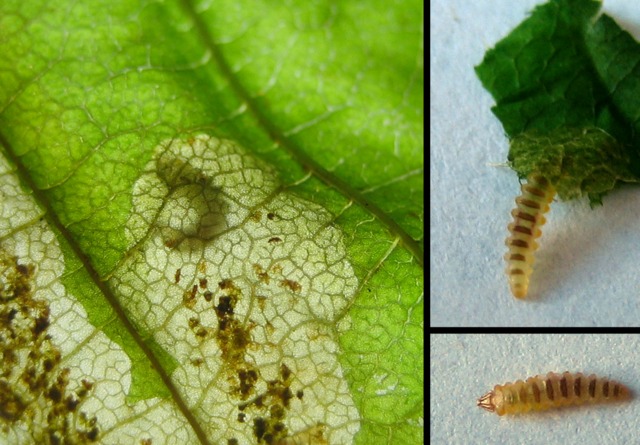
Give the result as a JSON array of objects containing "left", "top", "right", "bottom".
[
  {"left": 475, "top": 0, "right": 640, "bottom": 200},
  {"left": 0, "top": 0, "right": 424, "bottom": 443},
  {"left": 475, "top": 0, "right": 606, "bottom": 137}
]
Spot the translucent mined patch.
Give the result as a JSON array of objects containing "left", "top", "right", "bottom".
[
  {"left": 113, "top": 134, "right": 360, "bottom": 444},
  {"left": 0, "top": 153, "right": 194, "bottom": 445},
  {"left": 0, "top": 159, "right": 45, "bottom": 238}
]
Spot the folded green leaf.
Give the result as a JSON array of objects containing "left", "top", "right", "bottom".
[{"left": 476, "top": 0, "right": 640, "bottom": 199}]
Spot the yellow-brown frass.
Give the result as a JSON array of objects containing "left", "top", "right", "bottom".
[
  {"left": 477, "top": 372, "right": 631, "bottom": 416},
  {"left": 504, "top": 174, "right": 555, "bottom": 298}
]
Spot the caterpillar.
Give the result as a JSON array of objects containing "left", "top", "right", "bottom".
[
  {"left": 477, "top": 372, "right": 631, "bottom": 416},
  {"left": 504, "top": 174, "right": 555, "bottom": 299}
]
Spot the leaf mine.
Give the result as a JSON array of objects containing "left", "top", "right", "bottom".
[
  {"left": 115, "top": 134, "right": 361, "bottom": 444},
  {"left": 1, "top": 153, "right": 193, "bottom": 444}
]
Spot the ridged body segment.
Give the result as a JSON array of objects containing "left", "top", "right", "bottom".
[
  {"left": 477, "top": 372, "right": 631, "bottom": 416},
  {"left": 504, "top": 174, "right": 555, "bottom": 298}
]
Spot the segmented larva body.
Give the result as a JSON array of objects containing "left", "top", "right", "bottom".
[
  {"left": 477, "top": 372, "right": 631, "bottom": 416},
  {"left": 504, "top": 174, "right": 555, "bottom": 298}
]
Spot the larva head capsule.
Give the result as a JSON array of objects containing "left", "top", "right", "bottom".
[
  {"left": 477, "top": 391, "right": 496, "bottom": 412},
  {"left": 477, "top": 388, "right": 508, "bottom": 415}
]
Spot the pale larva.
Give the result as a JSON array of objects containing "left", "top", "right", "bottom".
[
  {"left": 504, "top": 174, "right": 555, "bottom": 298},
  {"left": 477, "top": 372, "right": 631, "bottom": 416}
]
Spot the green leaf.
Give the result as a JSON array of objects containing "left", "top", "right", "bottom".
[
  {"left": 475, "top": 0, "right": 640, "bottom": 199},
  {"left": 509, "top": 127, "right": 633, "bottom": 203},
  {"left": 0, "top": 1, "right": 423, "bottom": 444},
  {"left": 585, "top": 14, "right": 640, "bottom": 148},
  {"left": 475, "top": 0, "right": 604, "bottom": 137}
]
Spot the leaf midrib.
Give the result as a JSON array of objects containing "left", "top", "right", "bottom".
[{"left": 0, "top": 133, "right": 214, "bottom": 445}]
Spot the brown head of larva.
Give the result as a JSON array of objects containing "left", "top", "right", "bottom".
[{"left": 477, "top": 391, "right": 496, "bottom": 412}]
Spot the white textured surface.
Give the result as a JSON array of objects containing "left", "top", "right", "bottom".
[
  {"left": 430, "top": 0, "right": 640, "bottom": 326},
  {"left": 430, "top": 334, "right": 639, "bottom": 445}
]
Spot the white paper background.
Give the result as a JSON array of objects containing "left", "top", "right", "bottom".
[
  {"left": 430, "top": 0, "right": 640, "bottom": 326},
  {"left": 430, "top": 334, "right": 639, "bottom": 445}
]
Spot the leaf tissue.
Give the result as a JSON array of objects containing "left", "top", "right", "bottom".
[{"left": 0, "top": 0, "right": 424, "bottom": 443}]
